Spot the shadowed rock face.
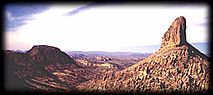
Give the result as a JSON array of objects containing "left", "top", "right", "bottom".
[
  {"left": 77, "top": 16, "right": 210, "bottom": 93},
  {"left": 4, "top": 51, "right": 31, "bottom": 92},
  {"left": 4, "top": 45, "right": 79, "bottom": 92}
]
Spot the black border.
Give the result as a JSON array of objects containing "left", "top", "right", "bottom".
[{"left": 1, "top": 0, "right": 212, "bottom": 95}]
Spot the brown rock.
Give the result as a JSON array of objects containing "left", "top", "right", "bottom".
[{"left": 160, "top": 16, "right": 187, "bottom": 48}]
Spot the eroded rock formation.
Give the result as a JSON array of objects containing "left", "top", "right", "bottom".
[{"left": 160, "top": 16, "right": 187, "bottom": 48}]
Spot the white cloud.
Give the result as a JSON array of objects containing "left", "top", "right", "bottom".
[
  {"left": 5, "top": 4, "right": 208, "bottom": 51},
  {"left": 5, "top": 11, "right": 14, "bottom": 21}
]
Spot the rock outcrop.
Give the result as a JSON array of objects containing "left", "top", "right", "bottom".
[
  {"left": 26, "top": 45, "right": 76, "bottom": 65},
  {"left": 160, "top": 16, "right": 187, "bottom": 48},
  {"left": 77, "top": 16, "right": 210, "bottom": 94}
]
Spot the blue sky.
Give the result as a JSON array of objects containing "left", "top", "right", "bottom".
[
  {"left": 5, "top": 4, "right": 49, "bottom": 31},
  {"left": 4, "top": 3, "right": 209, "bottom": 52}
]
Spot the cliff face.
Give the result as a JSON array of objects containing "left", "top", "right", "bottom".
[{"left": 77, "top": 16, "right": 210, "bottom": 93}]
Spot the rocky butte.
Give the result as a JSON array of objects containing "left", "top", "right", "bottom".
[{"left": 77, "top": 16, "right": 210, "bottom": 94}]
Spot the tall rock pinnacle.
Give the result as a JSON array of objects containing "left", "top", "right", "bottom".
[{"left": 160, "top": 16, "right": 187, "bottom": 48}]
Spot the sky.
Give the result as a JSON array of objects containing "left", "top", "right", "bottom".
[{"left": 4, "top": 2, "right": 209, "bottom": 52}]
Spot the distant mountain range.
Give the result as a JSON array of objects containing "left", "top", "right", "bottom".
[
  {"left": 10, "top": 42, "right": 209, "bottom": 57},
  {"left": 118, "top": 42, "right": 209, "bottom": 56},
  {"left": 67, "top": 42, "right": 209, "bottom": 57},
  {"left": 66, "top": 51, "right": 151, "bottom": 58}
]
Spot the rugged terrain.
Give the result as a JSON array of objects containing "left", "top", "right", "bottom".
[
  {"left": 4, "top": 16, "right": 210, "bottom": 94},
  {"left": 4, "top": 45, "right": 145, "bottom": 93}
]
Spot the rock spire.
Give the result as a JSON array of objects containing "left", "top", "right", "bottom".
[{"left": 160, "top": 16, "right": 187, "bottom": 48}]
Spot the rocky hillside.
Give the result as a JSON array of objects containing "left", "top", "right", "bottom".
[
  {"left": 4, "top": 45, "right": 95, "bottom": 92},
  {"left": 76, "top": 16, "right": 210, "bottom": 93}
]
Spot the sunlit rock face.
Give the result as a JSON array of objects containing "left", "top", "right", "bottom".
[{"left": 160, "top": 16, "right": 187, "bottom": 48}]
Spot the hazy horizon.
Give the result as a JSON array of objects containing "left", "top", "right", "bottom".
[
  {"left": 4, "top": 3, "right": 209, "bottom": 52},
  {"left": 6, "top": 42, "right": 209, "bottom": 56}
]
